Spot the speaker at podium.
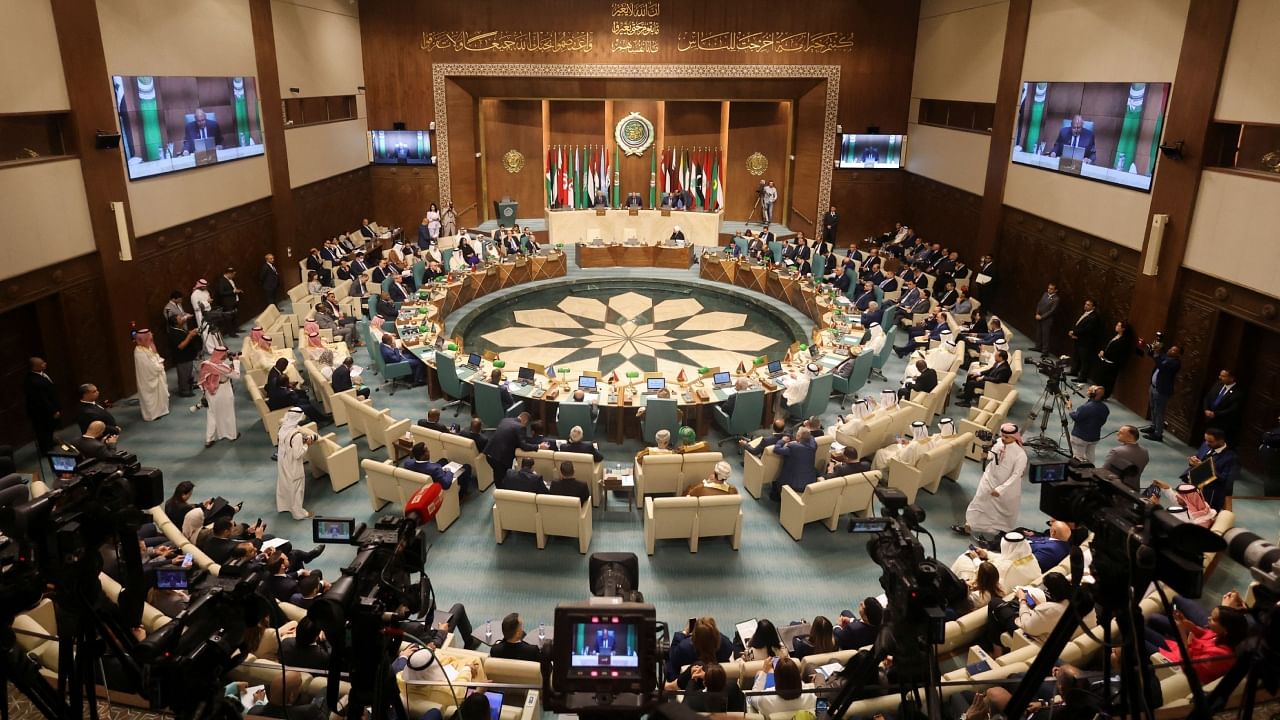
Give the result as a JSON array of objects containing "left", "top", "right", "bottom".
[{"left": 494, "top": 197, "right": 518, "bottom": 228}]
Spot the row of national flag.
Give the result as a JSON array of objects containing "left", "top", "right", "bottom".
[
  {"left": 543, "top": 145, "right": 724, "bottom": 211},
  {"left": 658, "top": 147, "right": 724, "bottom": 212},
  {"left": 544, "top": 145, "right": 618, "bottom": 210}
]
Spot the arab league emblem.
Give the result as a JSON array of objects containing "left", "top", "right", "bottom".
[
  {"left": 502, "top": 149, "right": 525, "bottom": 174},
  {"left": 614, "top": 112, "right": 655, "bottom": 157}
]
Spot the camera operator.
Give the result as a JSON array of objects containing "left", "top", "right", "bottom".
[
  {"left": 164, "top": 294, "right": 201, "bottom": 397},
  {"left": 198, "top": 346, "right": 241, "bottom": 447},
  {"left": 1066, "top": 385, "right": 1110, "bottom": 464},
  {"left": 1139, "top": 339, "right": 1180, "bottom": 442}
]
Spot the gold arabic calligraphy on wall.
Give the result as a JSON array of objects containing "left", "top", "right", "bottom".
[
  {"left": 420, "top": 31, "right": 595, "bottom": 53},
  {"left": 611, "top": 2, "right": 660, "bottom": 17},
  {"left": 677, "top": 31, "right": 854, "bottom": 53}
]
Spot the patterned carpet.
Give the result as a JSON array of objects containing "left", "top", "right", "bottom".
[{"left": 12, "top": 249, "right": 1268, "bottom": 647}]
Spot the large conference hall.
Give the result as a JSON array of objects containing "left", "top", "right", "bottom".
[{"left": 3, "top": 1, "right": 1278, "bottom": 718}]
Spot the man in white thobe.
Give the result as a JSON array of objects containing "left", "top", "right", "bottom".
[
  {"left": 779, "top": 362, "right": 816, "bottom": 418},
  {"left": 957, "top": 423, "right": 1027, "bottom": 537},
  {"left": 190, "top": 279, "right": 212, "bottom": 328},
  {"left": 873, "top": 420, "right": 935, "bottom": 471},
  {"left": 863, "top": 323, "right": 886, "bottom": 358},
  {"left": 950, "top": 531, "right": 1043, "bottom": 590},
  {"left": 833, "top": 398, "right": 873, "bottom": 447},
  {"left": 133, "top": 329, "right": 170, "bottom": 421},
  {"left": 275, "top": 408, "right": 316, "bottom": 520},
  {"left": 199, "top": 347, "right": 240, "bottom": 447}
]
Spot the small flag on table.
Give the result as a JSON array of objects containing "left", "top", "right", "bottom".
[
  {"left": 676, "top": 369, "right": 687, "bottom": 383},
  {"left": 736, "top": 361, "right": 747, "bottom": 374}
]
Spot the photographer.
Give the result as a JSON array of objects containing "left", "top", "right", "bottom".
[
  {"left": 1067, "top": 386, "right": 1110, "bottom": 464},
  {"left": 276, "top": 409, "right": 318, "bottom": 521},
  {"left": 1140, "top": 341, "right": 1180, "bottom": 442},
  {"left": 198, "top": 347, "right": 241, "bottom": 448}
]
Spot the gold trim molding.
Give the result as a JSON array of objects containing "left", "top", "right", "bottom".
[{"left": 431, "top": 63, "right": 840, "bottom": 216}]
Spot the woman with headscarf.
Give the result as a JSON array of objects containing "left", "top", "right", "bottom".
[
  {"left": 199, "top": 346, "right": 240, "bottom": 448},
  {"left": 133, "top": 329, "right": 170, "bottom": 421},
  {"left": 275, "top": 408, "right": 316, "bottom": 520},
  {"left": 955, "top": 423, "right": 1027, "bottom": 537}
]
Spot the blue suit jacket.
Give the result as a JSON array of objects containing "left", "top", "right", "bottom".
[
  {"left": 1181, "top": 443, "right": 1238, "bottom": 510},
  {"left": 401, "top": 457, "right": 454, "bottom": 488},
  {"left": 772, "top": 437, "right": 817, "bottom": 496},
  {"left": 1151, "top": 353, "right": 1180, "bottom": 396},
  {"left": 1069, "top": 399, "right": 1110, "bottom": 442}
]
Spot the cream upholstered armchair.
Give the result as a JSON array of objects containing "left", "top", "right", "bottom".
[
  {"left": 634, "top": 453, "right": 683, "bottom": 498},
  {"left": 555, "top": 450, "right": 604, "bottom": 503},
  {"left": 304, "top": 427, "right": 360, "bottom": 492},
  {"left": 742, "top": 444, "right": 781, "bottom": 499},
  {"left": 535, "top": 494, "right": 592, "bottom": 553},
  {"left": 441, "top": 432, "right": 494, "bottom": 490},
  {"left": 695, "top": 494, "right": 743, "bottom": 551},
  {"left": 958, "top": 390, "right": 1018, "bottom": 460},
  {"left": 886, "top": 432, "right": 974, "bottom": 503},
  {"left": 492, "top": 489, "right": 539, "bottom": 545},
  {"left": 644, "top": 496, "right": 699, "bottom": 554},
  {"left": 677, "top": 451, "right": 724, "bottom": 494},
  {"left": 361, "top": 458, "right": 460, "bottom": 530},
  {"left": 779, "top": 477, "right": 847, "bottom": 540},
  {"left": 837, "top": 413, "right": 892, "bottom": 461},
  {"left": 834, "top": 471, "right": 878, "bottom": 521}
]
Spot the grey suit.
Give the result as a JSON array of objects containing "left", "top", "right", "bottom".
[
  {"left": 1103, "top": 443, "right": 1150, "bottom": 490},
  {"left": 1035, "top": 292, "right": 1060, "bottom": 352}
]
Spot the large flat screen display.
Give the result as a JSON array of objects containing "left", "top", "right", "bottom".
[
  {"left": 369, "top": 130, "right": 434, "bottom": 165},
  {"left": 836, "top": 134, "right": 905, "bottom": 169},
  {"left": 112, "top": 75, "right": 265, "bottom": 181},
  {"left": 1011, "top": 81, "right": 1171, "bottom": 192}
]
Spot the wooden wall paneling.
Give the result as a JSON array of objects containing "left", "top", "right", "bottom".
[
  {"left": 49, "top": 0, "right": 150, "bottom": 399},
  {"left": 830, "top": 171, "right": 905, "bottom": 248},
  {"left": 902, "top": 173, "right": 981, "bottom": 258},
  {"left": 1120, "top": 0, "right": 1240, "bottom": 412},
  {"left": 481, "top": 99, "right": 543, "bottom": 216},
  {"left": 975, "top": 0, "right": 1031, "bottom": 260},
  {"left": 251, "top": 0, "right": 298, "bottom": 289},
  {"left": 664, "top": 100, "right": 722, "bottom": 210},
  {"left": 790, "top": 85, "right": 825, "bottom": 234},
  {"left": 371, "top": 165, "right": 440, "bottom": 240},
  {"left": 726, "top": 101, "right": 788, "bottom": 224},
  {"left": 445, "top": 80, "right": 478, "bottom": 225},
  {"left": 612, "top": 99, "right": 660, "bottom": 202},
  {"left": 293, "top": 168, "right": 373, "bottom": 249},
  {"left": 0, "top": 301, "right": 50, "bottom": 445},
  {"left": 549, "top": 100, "right": 606, "bottom": 145},
  {"left": 994, "top": 209, "right": 1139, "bottom": 362}
]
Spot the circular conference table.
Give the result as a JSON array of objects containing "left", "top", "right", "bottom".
[{"left": 391, "top": 249, "right": 871, "bottom": 445}]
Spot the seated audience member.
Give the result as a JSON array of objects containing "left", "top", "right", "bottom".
[
  {"left": 1143, "top": 604, "right": 1247, "bottom": 683},
  {"left": 665, "top": 617, "right": 735, "bottom": 686},
  {"left": 278, "top": 617, "right": 331, "bottom": 670},
  {"left": 683, "top": 663, "right": 748, "bottom": 714},
  {"left": 952, "top": 532, "right": 1048, "bottom": 594},
  {"left": 330, "top": 356, "right": 370, "bottom": 400},
  {"left": 835, "top": 597, "right": 883, "bottom": 650},
  {"left": 487, "top": 367, "right": 518, "bottom": 410},
  {"left": 288, "top": 573, "right": 323, "bottom": 610},
  {"left": 1179, "top": 427, "right": 1238, "bottom": 510},
  {"left": 1025, "top": 520, "right": 1073, "bottom": 571},
  {"left": 791, "top": 615, "right": 838, "bottom": 660},
  {"left": 636, "top": 428, "right": 677, "bottom": 461},
  {"left": 750, "top": 657, "right": 815, "bottom": 717},
  {"left": 164, "top": 480, "right": 215, "bottom": 526},
  {"left": 489, "top": 612, "right": 543, "bottom": 663},
  {"left": 958, "top": 350, "right": 1012, "bottom": 405},
  {"left": 684, "top": 461, "right": 739, "bottom": 497},
  {"left": 966, "top": 561, "right": 1005, "bottom": 613},
  {"left": 741, "top": 418, "right": 787, "bottom": 457},
  {"left": 824, "top": 447, "right": 871, "bottom": 479},
  {"left": 396, "top": 648, "right": 488, "bottom": 708},
  {"left": 380, "top": 333, "right": 427, "bottom": 385},
  {"left": 417, "top": 407, "right": 450, "bottom": 433},
  {"left": 248, "top": 670, "right": 325, "bottom": 720},
  {"left": 458, "top": 416, "right": 489, "bottom": 452},
  {"left": 741, "top": 619, "right": 788, "bottom": 662},
  {"left": 73, "top": 420, "right": 118, "bottom": 461},
  {"left": 549, "top": 461, "right": 590, "bottom": 505},
  {"left": 500, "top": 457, "right": 546, "bottom": 494},
  {"left": 982, "top": 572, "right": 1073, "bottom": 656},
  {"left": 265, "top": 553, "right": 325, "bottom": 603},
  {"left": 561, "top": 425, "right": 603, "bottom": 461},
  {"left": 146, "top": 583, "right": 190, "bottom": 618},
  {"left": 900, "top": 359, "right": 938, "bottom": 399},
  {"left": 401, "top": 442, "right": 473, "bottom": 497}
]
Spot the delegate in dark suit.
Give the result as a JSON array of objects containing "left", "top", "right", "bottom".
[
  {"left": 1051, "top": 123, "right": 1096, "bottom": 162},
  {"left": 822, "top": 210, "right": 839, "bottom": 243},
  {"left": 549, "top": 477, "right": 590, "bottom": 505},
  {"left": 500, "top": 467, "right": 545, "bottom": 494},
  {"left": 960, "top": 358, "right": 1012, "bottom": 403},
  {"left": 1068, "top": 308, "right": 1103, "bottom": 380},
  {"left": 901, "top": 367, "right": 938, "bottom": 400},
  {"left": 77, "top": 401, "right": 118, "bottom": 434},
  {"left": 215, "top": 276, "right": 239, "bottom": 313},
  {"left": 561, "top": 440, "right": 604, "bottom": 462},
  {"left": 769, "top": 435, "right": 817, "bottom": 501},
  {"left": 1203, "top": 379, "right": 1243, "bottom": 442},
  {"left": 24, "top": 369, "right": 59, "bottom": 455},
  {"left": 259, "top": 261, "right": 279, "bottom": 301},
  {"left": 1180, "top": 442, "right": 1238, "bottom": 510},
  {"left": 181, "top": 115, "right": 222, "bottom": 154},
  {"left": 486, "top": 417, "right": 539, "bottom": 479}
]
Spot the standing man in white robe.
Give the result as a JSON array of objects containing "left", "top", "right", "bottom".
[
  {"left": 955, "top": 422, "right": 1027, "bottom": 537},
  {"left": 441, "top": 202, "right": 457, "bottom": 238},
  {"left": 275, "top": 408, "right": 316, "bottom": 520},
  {"left": 133, "top": 329, "right": 170, "bottom": 421},
  {"left": 199, "top": 346, "right": 240, "bottom": 448},
  {"left": 190, "top": 279, "right": 212, "bottom": 328}
]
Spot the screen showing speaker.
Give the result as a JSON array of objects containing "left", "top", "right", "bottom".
[
  {"left": 835, "top": 134, "right": 905, "bottom": 169},
  {"left": 1011, "top": 81, "right": 1172, "bottom": 192},
  {"left": 368, "top": 130, "right": 434, "bottom": 165},
  {"left": 112, "top": 75, "right": 266, "bottom": 181}
]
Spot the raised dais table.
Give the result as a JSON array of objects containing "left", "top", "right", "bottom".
[
  {"left": 546, "top": 208, "right": 721, "bottom": 247},
  {"left": 576, "top": 242, "right": 694, "bottom": 269}
]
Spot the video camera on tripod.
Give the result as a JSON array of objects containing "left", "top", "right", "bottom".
[
  {"left": 829, "top": 488, "right": 966, "bottom": 720},
  {"left": 1032, "top": 353, "right": 1071, "bottom": 391}
]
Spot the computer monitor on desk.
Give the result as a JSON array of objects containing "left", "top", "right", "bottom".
[
  {"left": 712, "top": 371, "right": 732, "bottom": 388},
  {"left": 646, "top": 378, "right": 666, "bottom": 392},
  {"left": 765, "top": 360, "right": 783, "bottom": 377},
  {"left": 517, "top": 367, "right": 535, "bottom": 384},
  {"left": 578, "top": 376, "right": 598, "bottom": 391}
]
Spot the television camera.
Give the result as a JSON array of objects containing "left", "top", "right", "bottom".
[
  {"left": 999, "top": 462, "right": 1226, "bottom": 719},
  {"left": 830, "top": 487, "right": 966, "bottom": 720},
  {"left": 308, "top": 510, "right": 435, "bottom": 720},
  {"left": 542, "top": 601, "right": 661, "bottom": 719},
  {"left": 1023, "top": 354, "right": 1084, "bottom": 454}
]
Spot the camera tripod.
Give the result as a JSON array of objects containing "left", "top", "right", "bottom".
[
  {"left": 1023, "top": 376, "right": 1078, "bottom": 456},
  {"left": 746, "top": 193, "right": 764, "bottom": 224}
]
